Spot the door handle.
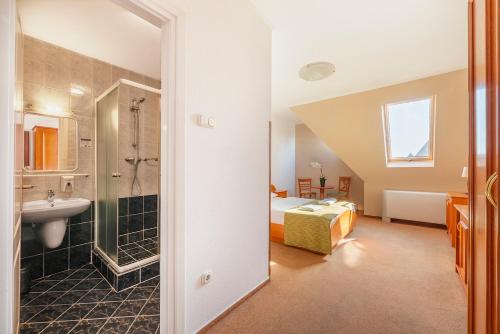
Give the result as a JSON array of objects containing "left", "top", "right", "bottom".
[
  {"left": 485, "top": 172, "right": 498, "bottom": 208},
  {"left": 112, "top": 173, "right": 121, "bottom": 178}
]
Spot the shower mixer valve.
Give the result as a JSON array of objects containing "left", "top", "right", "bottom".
[
  {"left": 125, "top": 157, "right": 142, "bottom": 163},
  {"left": 124, "top": 157, "right": 158, "bottom": 163}
]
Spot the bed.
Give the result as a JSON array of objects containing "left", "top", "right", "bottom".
[{"left": 270, "top": 196, "right": 356, "bottom": 254}]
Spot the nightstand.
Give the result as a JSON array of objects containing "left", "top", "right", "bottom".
[
  {"left": 446, "top": 192, "right": 468, "bottom": 247},
  {"left": 274, "top": 190, "right": 288, "bottom": 198}
]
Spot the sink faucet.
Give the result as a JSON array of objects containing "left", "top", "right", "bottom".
[{"left": 48, "top": 189, "right": 55, "bottom": 207}]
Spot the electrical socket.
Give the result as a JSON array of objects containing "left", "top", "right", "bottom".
[{"left": 201, "top": 270, "right": 213, "bottom": 285}]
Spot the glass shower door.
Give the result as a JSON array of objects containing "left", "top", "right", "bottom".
[{"left": 96, "top": 88, "right": 119, "bottom": 263}]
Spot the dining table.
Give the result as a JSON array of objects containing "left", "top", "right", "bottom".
[{"left": 311, "top": 185, "right": 335, "bottom": 200}]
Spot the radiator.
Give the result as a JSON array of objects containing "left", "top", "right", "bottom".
[{"left": 382, "top": 190, "right": 447, "bottom": 225}]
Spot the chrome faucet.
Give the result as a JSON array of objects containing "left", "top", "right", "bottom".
[{"left": 47, "top": 189, "right": 55, "bottom": 206}]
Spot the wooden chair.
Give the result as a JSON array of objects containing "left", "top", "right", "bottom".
[
  {"left": 298, "top": 178, "right": 317, "bottom": 199},
  {"left": 328, "top": 176, "right": 351, "bottom": 200}
]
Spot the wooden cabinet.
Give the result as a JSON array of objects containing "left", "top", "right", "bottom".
[
  {"left": 454, "top": 204, "right": 469, "bottom": 290},
  {"left": 446, "top": 192, "right": 468, "bottom": 247}
]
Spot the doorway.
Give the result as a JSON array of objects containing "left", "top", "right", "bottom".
[{"left": 0, "top": 0, "right": 181, "bottom": 333}]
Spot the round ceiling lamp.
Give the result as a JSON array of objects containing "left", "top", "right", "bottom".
[{"left": 299, "top": 62, "right": 335, "bottom": 81}]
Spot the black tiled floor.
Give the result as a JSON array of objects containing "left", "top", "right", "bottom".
[
  {"left": 118, "top": 237, "right": 159, "bottom": 266},
  {"left": 20, "top": 267, "right": 160, "bottom": 334}
]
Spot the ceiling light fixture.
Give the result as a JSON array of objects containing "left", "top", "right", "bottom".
[
  {"left": 44, "top": 105, "right": 66, "bottom": 116},
  {"left": 70, "top": 86, "right": 85, "bottom": 96},
  {"left": 299, "top": 62, "right": 335, "bottom": 81}
]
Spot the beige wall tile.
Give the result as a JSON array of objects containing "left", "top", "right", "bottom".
[
  {"left": 144, "top": 77, "right": 161, "bottom": 89},
  {"left": 23, "top": 59, "right": 44, "bottom": 85},
  {"left": 23, "top": 82, "right": 70, "bottom": 112},
  {"left": 92, "top": 60, "right": 112, "bottom": 98},
  {"left": 112, "top": 66, "right": 130, "bottom": 83},
  {"left": 70, "top": 93, "right": 93, "bottom": 116},
  {"left": 129, "top": 71, "right": 145, "bottom": 84},
  {"left": 23, "top": 36, "right": 161, "bottom": 203},
  {"left": 69, "top": 52, "right": 93, "bottom": 89},
  {"left": 45, "top": 61, "right": 70, "bottom": 90},
  {"left": 23, "top": 36, "right": 47, "bottom": 63}
]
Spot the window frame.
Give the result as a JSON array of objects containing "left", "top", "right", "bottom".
[{"left": 382, "top": 95, "right": 436, "bottom": 166}]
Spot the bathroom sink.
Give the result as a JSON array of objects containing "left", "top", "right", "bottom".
[
  {"left": 22, "top": 198, "right": 91, "bottom": 223},
  {"left": 22, "top": 198, "right": 91, "bottom": 249}
]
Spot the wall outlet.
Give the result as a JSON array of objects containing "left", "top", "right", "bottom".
[
  {"left": 207, "top": 117, "right": 216, "bottom": 128},
  {"left": 201, "top": 270, "right": 213, "bottom": 285}
]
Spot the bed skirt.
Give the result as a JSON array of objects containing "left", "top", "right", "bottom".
[{"left": 270, "top": 210, "right": 356, "bottom": 254}]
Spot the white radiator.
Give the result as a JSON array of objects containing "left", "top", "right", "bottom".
[{"left": 382, "top": 190, "right": 447, "bottom": 225}]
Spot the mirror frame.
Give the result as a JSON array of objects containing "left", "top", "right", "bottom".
[{"left": 22, "top": 111, "right": 79, "bottom": 173}]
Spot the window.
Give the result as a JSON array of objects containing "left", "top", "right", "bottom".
[{"left": 382, "top": 96, "right": 435, "bottom": 167}]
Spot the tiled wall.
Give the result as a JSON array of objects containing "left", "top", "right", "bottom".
[
  {"left": 21, "top": 203, "right": 94, "bottom": 280},
  {"left": 118, "top": 195, "right": 158, "bottom": 245},
  {"left": 93, "top": 251, "right": 160, "bottom": 291},
  {"left": 116, "top": 84, "right": 161, "bottom": 198},
  {"left": 22, "top": 35, "right": 161, "bottom": 202}
]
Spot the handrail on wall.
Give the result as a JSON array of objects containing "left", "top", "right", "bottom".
[{"left": 22, "top": 173, "right": 89, "bottom": 178}]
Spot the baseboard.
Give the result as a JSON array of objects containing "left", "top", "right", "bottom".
[
  {"left": 196, "top": 277, "right": 270, "bottom": 333},
  {"left": 388, "top": 218, "right": 447, "bottom": 230},
  {"left": 360, "top": 212, "right": 381, "bottom": 219}
]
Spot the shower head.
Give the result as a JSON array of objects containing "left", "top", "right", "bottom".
[{"left": 130, "top": 97, "right": 146, "bottom": 111}]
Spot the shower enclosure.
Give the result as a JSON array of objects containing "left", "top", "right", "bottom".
[{"left": 94, "top": 79, "right": 161, "bottom": 279}]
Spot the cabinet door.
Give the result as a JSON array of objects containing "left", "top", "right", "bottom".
[{"left": 468, "top": 0, "right": 500, "bottom": 332}]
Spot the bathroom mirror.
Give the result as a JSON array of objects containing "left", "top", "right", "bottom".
[{"left": 23, "top": 112, "right": 78, "bottom": 171}]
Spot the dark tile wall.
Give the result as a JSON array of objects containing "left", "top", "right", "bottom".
[
  {"left": 21, "top": 202, "right": 95, "bottom": 280},
  {"left": 92, "top": 250, "right": 160, "bottom": 292},
  {"left": 118, "top": 195, "right": 158, "bottom": 245}
]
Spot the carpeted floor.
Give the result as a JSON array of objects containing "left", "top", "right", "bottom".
[{"left": 207, "top": 216, "right": 467, "bottom": 334}]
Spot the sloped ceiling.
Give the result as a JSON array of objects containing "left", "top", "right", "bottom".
[
  {"left": 17, "top": 0, "right": 161, "bottom": 79},
  {"left": 250, "top": 0, "right": 468, "bottom": 121}
]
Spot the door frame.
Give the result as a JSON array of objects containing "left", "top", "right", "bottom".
[
  {"left": 0, "top": 0, "right": 17, "bottom": 333},
  {"left": 0, "top": 1, "right": 187, "bottom": 333}
]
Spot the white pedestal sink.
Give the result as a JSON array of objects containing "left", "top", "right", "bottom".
[{"left": 22, "top": 198, "right": 91, "bottom": 249}]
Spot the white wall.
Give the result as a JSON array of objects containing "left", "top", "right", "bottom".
[
  {"left": 154, "top": 0, "right": 272, "bottom": 332},
  {"left": 271, "top": 112, "right": 296, "bottom": 195}
]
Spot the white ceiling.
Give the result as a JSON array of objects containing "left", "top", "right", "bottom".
[
  {"left": 250, "top": 0, "right": 468, "bottom": 121},
  {"left": 18, "top": 0, "right": 161, "bottom": 79}
]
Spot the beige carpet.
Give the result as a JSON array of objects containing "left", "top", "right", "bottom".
[{"left": 207, "top": 216, "right": 467, "bottom": 334}]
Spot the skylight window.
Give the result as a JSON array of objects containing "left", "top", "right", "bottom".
[{"left": 382, "top": 96, "right": 435, "bottom": 167}]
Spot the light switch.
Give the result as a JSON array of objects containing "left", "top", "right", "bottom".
[{"left": 197, "top": 115, "right": 208, "bottom": 127}]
